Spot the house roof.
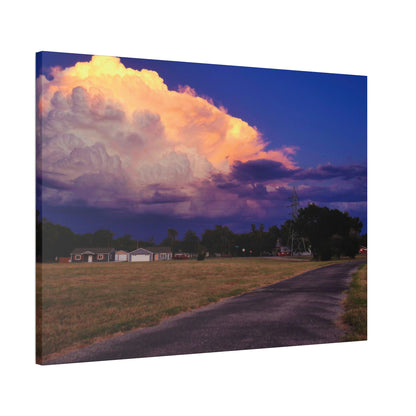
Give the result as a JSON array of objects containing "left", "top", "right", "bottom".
[
  {"left": 129, "top": 248, "right": 153, "bottom": 255},
  {"left": 71, "top": 247, "right": 115, "bottom": 255},
  {"left": 144, "top": 246, "right": 172, "bottom": 253}
]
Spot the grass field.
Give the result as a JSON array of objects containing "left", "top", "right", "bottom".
[
  {"left": 36, "top": 257, "right": 347, "bottom": 362},
  {"left": 342, "top": 262, "right": 367, "bottom": 341}
]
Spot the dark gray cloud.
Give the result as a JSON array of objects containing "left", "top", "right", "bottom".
[
  {"left": 229, "top": 158, "right": 366, "bottom": 183},
  {"left": 231, "top": 159, "right": 297, "bottom": 182},
  {"left": 293, "top": 163, "right": 367, "bottom": 181},
  {"left": 300, "top": 184, "right": 367, "bottom": 203},
  {"left": 36, "top": 173, "right": 73, "bottom": 191},
  {"left": 141, "top": 191, "right": 191, "bottom": 205}
]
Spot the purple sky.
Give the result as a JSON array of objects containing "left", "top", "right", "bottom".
[{"left": 36, "top": 52, "right": 367, "bottom": 241}]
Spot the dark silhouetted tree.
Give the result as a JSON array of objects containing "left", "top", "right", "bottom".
[
  {"left": 202, "top": 225, "right": 234, "bottom": 255},
  {"left": 161, "top": 228, "right": 179, "bottom": 252},
  {"left": 92, "top": 229, "right": 114, "bottom": 248},
  {"left": 36, "top": 210, "right": 42, "bottom": 262},
  {"left": 41, "top": 219, "right": 75, "bottom": 261},
  {"left": 295, "top": 204, "right": 362, "bottom": 260},
  {"left": 113, "top": 234, "right": 138, "bottom": 252},
  {"left": 182, "top": 229, "right": 200, "bottom": 254}
]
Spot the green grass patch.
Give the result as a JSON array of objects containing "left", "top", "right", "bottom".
[
  {"left": 162, "top": 306, "right": 184, "bottom": 316},
  {"left": 37, "top": 257, "right": 350, "bottom": 362},
  {"left": 342, "top": 263, "right": 367, "bottom": 341}
]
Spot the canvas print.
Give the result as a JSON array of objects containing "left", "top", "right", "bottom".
[{"left": 36, "top": 52, "right": 367, "bottom": 365}]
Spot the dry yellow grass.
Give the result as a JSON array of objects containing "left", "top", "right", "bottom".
[{"left": 36, "top": 257, "right": 339, "bottom": 362}]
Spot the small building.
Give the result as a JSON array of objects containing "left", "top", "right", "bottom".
[
  {"left": 70, "top": 248, "right": 115, "bottom": 263},
  {"left": 58, "top": 257, "right": 70, "bottom": 263},
  {"left": 115, "top": 250, "right": 128, "bottom": 262},
  {"left": 146, "top": 246, "right": 172, "bottom": 261},
  {"left": 128, "top": 248, "right": 154, "bottom": 262},
  {"left": 128, "top": 247, "right": 173, "bottom": 262}
]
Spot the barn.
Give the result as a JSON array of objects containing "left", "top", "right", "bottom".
[
  {"left": 70, "top": 248, "right": 116, "bottom": 263},
  {"left": 115, "top": 250, "right": 128, "bottom": 262}
]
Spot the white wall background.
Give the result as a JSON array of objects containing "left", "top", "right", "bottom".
[{"left": 1, "top": 1, "right": 415, "bottom": 415}]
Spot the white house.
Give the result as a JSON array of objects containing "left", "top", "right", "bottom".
[
  {"left": 115, "top": 250, "right": 128, "bottom": 262},
  {"left": 146, "top": 246, "right": 172, "bottom": 261},
  {"left": 128, "top": 247, "right": 173, "bottom": 262},
  {"left": 128, "top": 248, "right": 154, "bottom": 262}
]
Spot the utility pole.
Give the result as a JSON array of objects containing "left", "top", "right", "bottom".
[
  {"left": 287, "top": 187, "right": 309, "bottom": 255},
  {"left": 288, "top": 187, "right": 302, "bottom": 256}
]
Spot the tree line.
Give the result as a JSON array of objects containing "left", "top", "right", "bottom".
[{"left": 36, "top": 204, "right": 366, "bottom": 262}]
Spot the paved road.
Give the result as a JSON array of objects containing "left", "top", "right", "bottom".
[{"left": 45, "top": 260, "right": 365, "bottom": 365}]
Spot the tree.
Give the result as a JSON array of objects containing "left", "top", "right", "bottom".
[
  {"left": 330, "top": 234, "right": 344, "bottom": 259},
  {"left": 232, "top": 225, "right": 281, "bottom": 257},
  {"left": 248, "top": 223, "right": 267, "bottom": 255},
  {"left": 234, "top": 231, "right": 253, "bottom": 256},
  {"left": 360, "top": 233, "right": 367, "bottom": 248},
  {"left": 161, "top": 228, "right": 179, "bottom": 252},
  {"left": 182, "top": 229, "right": 200, "bottom": 254},
  {"left": 265, "top": 225, "right": 280, "bottom": 253},
  {"left": 35, "top": 211, "right": 157, "bottom": 262},
  {"left": 36, "top": 210, "right": 42, "bottom": 262},
  {"left": 113, "top": 234, "right": 137, "bottom": 252},
  {"left": 279, "top": 219, "right": 293, "bottom": 248},
  {"left": 92, "top": 229, "right": 114, "bottom": 247},
  {"left": 295, "top": 204, "right": 362, "bottom": 260},
  {"left": 201, "top": 225, "right": 234, "bottom": 255},
  {"left": 167, "top": 228, "right": 178, "bottom": 241},
  {"left": 41, "top": 219, "right": 75, "bottom": 261},
  {"left": 74, "top": 232, "right": 94, "bottom": 248}
]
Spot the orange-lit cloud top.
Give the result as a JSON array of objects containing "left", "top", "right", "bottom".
[
  {"left": 37, "top": 55, "right": 298, "bottom": 216},
  {"left": 38, "top": 55, "right": 296, "bottom": 169}
]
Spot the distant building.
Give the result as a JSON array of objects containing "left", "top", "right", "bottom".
[
  {"left": 147, "top": 247, "right": 172, "bottom": 261},
  {"left": 115, "top": 250, "right": 128, "bottom": 262},
  {"left": 58, "top": 257, "right": 70, "bottom": 263},
  {"left": 128, "top": 248, "right": 154, "bottom": 262},
  {"left": 70, "top": 248, "right": 115, "bottom": 263},
  {"left": 128, "top": 247, "right": 172, "bottom": 262}
]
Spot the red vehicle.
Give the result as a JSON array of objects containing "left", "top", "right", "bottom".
[
  {"left": 277, "top": 251, "right": 291, "bottom": 256},
  {"left": 359, "top": 247, "right": 367, "bottom": 254},
  {"left": 174, "top": 253, "right": 190, "bottom": 260}
]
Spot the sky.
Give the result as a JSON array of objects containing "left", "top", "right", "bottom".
[{"left": 36, "top": 51, "right": 367, "bottom": 242}]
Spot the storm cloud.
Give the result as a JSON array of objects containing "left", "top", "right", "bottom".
[
  {"left": 231, "top": 159, "right": 297, "bottom": 182},
  {"left": 230, "top": 159, "right": 366, "bottom": 183},
  {"left": 36, "top": 55, "right": 366, "bottom": 228},
  {"left": 36, "top": 56, "right": 298, "bottom": 218}
]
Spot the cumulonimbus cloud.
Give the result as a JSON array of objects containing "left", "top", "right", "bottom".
[
  {"left": 36, "top": 55, "right": 298, "bottom": 217},
  {"left": 37, "top": 55, "right": 366, "bottom": 222}
]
